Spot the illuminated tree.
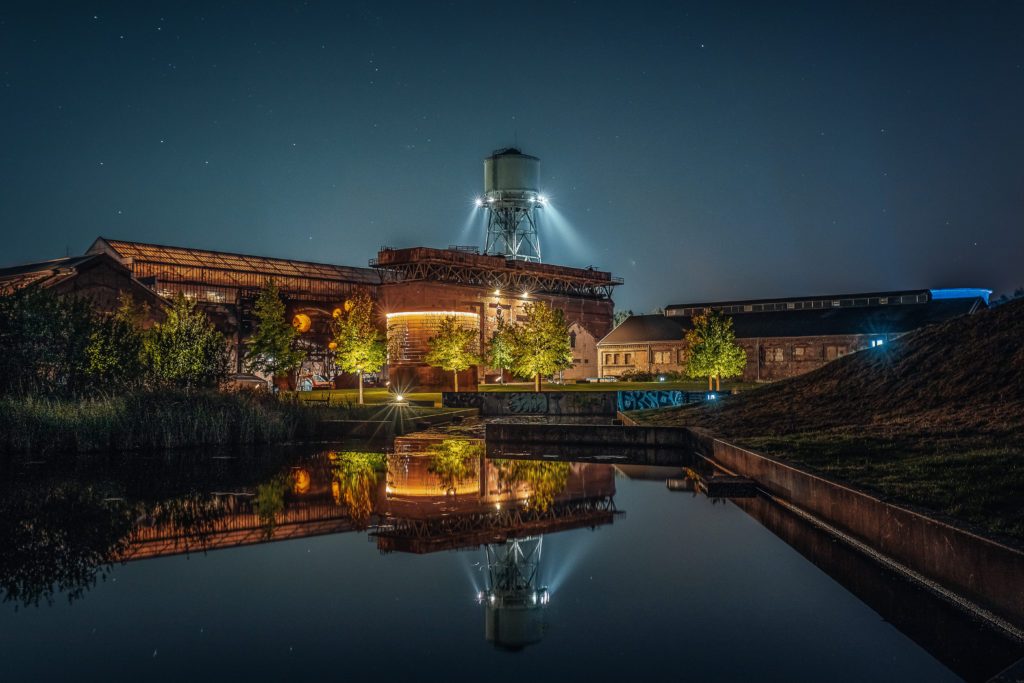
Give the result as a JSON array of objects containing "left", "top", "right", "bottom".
[
  {"left": 425, "top": 315, "right": 480, "bottom": 392},
  {"left": 245, "top": 280, "right": 305, "bottom": 380},
  {"left": 509, "top": 301, "right": 573, "bottom": 392},
  {"left": 684, "top": 309, "right": 747, "bottom": 391},
  {"left": 485, "top": 316, "right": 516, "bottom": 383},
  {"left": 144, "top": 294, "right": 230, "bottom": 390},
  {"left": 331, "top": 293, "right": 386, "bottom": 404}
]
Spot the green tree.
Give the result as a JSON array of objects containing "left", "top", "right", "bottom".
[
  {"left": 485, "top": 317, "right": 516, "bottom": 384},
  {"left": 424, "top": 315, "right": 480, "bottom": 392},
  {"left": 144, "top": 294, "right": 230, "bottom": 390},
  {"left": 245, "top": 280, "right": 305, "bottom": 380},
  {"left": 509, "top": 301, "right": 573, "bottom": 392},
  {"left": 0, "top": 285, "right": 95, "bottom": 397},
  {"left": 332, "top": 293, "right": 386, "bottom": 404},
  {"left": 684, "top": 309, "right": 747, "bottom": 391},
  {"left": 613, "top": 309, "right": 634, "bottom": 327},
  {"left": 86, "top": 294, "right": 146, "bottom": 391}
]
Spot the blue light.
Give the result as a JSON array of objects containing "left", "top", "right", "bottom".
[
  {"left": 929, "top": 288, "right": 992, "bottom": 304},
  {"left": 706, "top": 393, "right": 717, "bottom": 400}
]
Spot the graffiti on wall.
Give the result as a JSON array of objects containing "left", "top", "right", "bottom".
[
  {"left": 506, "top": 393, "right": 548, "bottom": 414},
  {"left": 442, "top": 392, "right": 483, "bottom": 409},
  {"left": 616, "top": 390, "right": 684, "bottom": 412}
]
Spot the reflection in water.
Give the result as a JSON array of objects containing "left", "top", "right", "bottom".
[
  {"left": 0, "top": 481, "right": 133, "bottom": 608},
  {"left": 494, "top": 460, "right": 571, "bottom": 512},
  {"left": 479, "top": 537, "right": 549, "bottom": 650},
  {"left": 330, "top": 452, "right": 385, "bottom": 528},
  {"left": 256, "top": 472, "right": 291, "bottom": 538},
  {"left": 427, "top": 439, "right": 481, "bottom": 495},
  {"left": 1, "top": 441, "right": 1020, "bottom": 680}
]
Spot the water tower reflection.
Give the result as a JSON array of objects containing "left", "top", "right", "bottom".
[
  {"left": 479, "top": 536, "right": 549, "bottom": 650},
  {"left": 376, "top": 435, "right": 622, "bottom": 649}
]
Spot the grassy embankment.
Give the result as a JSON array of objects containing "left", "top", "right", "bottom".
[{"left": 632, "top": 299, "right": 1024, "bottom": 542}]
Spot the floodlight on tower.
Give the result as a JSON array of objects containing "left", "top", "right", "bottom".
[{"left": 479, "top": 148, "right": 543, "bottom": 262}]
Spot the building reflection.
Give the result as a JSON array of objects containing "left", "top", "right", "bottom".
[{"left": 378, "top": 435, "right": 621, "bottom": 649}]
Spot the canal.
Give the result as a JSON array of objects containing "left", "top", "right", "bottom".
[{"left": 0, "top": 438, "right": 1020, "bottom": 682}]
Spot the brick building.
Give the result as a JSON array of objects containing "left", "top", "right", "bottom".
[
  {"left": 0, "top": 237, "right": 620, "bottom": 388},
  {"left": 597, "top": 289, "right": 990, "bottom": 382}
]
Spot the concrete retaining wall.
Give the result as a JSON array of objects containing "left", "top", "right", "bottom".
[
  {"left": 690, "top": 433, "right": 1024, "bottom": 628},
  {"left": 444, "top": 391, "right": 617, "bottom": 416},
  {"left": 443, "top": 390, "right": 725, "bottom": 416}
]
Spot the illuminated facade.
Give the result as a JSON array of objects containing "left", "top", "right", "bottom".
[{"left": 4, "top": 237, "right": 620, "bottom": 387}]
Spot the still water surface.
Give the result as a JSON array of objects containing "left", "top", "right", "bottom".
[{"left": 0, "top": 440, "right": 1019, "bottom": 682}]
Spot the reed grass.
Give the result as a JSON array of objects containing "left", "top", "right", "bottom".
[{"left": 0, "top": 390, "right": 313, "bottom": 455}]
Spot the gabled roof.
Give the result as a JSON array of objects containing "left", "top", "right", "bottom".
[{"left": 599, "top": 315, "right": 686, "bottom": 344}]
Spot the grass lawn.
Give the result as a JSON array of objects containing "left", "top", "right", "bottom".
[
  {"left": 479, "top": 380, "right": 758, "bottom": 392},
  {"left": 293, "top": 388, "right": 442, "bottom": 405},
  {"left": 293, "top": 379, "right": 760, "bottom": 406}
]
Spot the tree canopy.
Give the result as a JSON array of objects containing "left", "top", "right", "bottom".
[
  {"left": 509, "top": 301, "right": 573, "bottom": 391},
  {"left": 245, "top": 280, "right": 305, "bottom": 378},
  {"left": 485, "top": 316, "right": 516, "bottom": 382},
  {"left": 144, "top": 294, "right": 231, "bottom": 390},
  {"left": 424, "top": 315, "right": 480, "bottom": 391},
  {"left": 331, "top": 293, "right": 385, "bottom": 403},
  {"left": 684, "top": 309, "right": 747, "bottom": 390}
]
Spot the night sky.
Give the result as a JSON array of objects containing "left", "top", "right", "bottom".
[{"left": 2, "top": 2, "right": 1022, "bottom": 312}]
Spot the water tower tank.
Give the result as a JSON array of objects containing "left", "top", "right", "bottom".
[
  {"left": 480, "top": 147, "right": 544, "bottom": 262},
  {"left": 484, "top": 148, "right": 540, "bottom": 196}
]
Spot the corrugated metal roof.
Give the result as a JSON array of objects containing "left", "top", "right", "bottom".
[{"left": 93, "top": 237, "right": 379, "bottom": 284}]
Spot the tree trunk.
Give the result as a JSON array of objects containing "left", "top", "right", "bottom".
[
  {"left": 715, "top": 374, "right": 721, "bottom": 391},
  {"left": 535, "top": 374, "right": 541, "bottom": 392},
  {"left": 708, "top": 375, "right": 713, "bottom": 391},
  {"left": 454, "top": 370, "right": 459, "bottom": 393},
  {"left": 358, "top": 370, "right": 364, "bottom": 404}
]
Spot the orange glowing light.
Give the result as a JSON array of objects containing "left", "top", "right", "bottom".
[{"left": 292, "top": 313, "right": 312, "bottom": 333}]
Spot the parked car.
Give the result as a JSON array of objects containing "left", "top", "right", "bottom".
[{"left": 298, "top": 374, "right": 333, "bottom": 391}]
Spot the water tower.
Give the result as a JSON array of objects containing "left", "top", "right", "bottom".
[{"left": 479, "top": 148, "right": 545, "bottom": 262}]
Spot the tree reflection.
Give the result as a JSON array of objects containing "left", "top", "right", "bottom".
[
  {"left": 330, "top": 452, "right": 385, "bottom": 528},
  {"left": 0, "top": 481, "right": 133, "bottom": 608},
  {"left": 427, "top": 439, "right": 482, "bottom": 495},
  {"left": 494, "top": 460, "right": 571, "bottom": 512},
  {"left": 256, "top": 472, "right": 291, "bottom": 538}
]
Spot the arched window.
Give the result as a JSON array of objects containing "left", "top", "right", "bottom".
[{"left": 569, "top": 330, "right": 577, "bottom": 348}]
